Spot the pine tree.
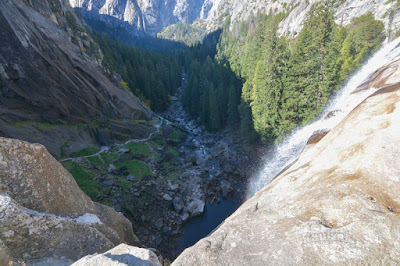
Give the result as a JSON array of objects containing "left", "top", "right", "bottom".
[
  {"left": 227, "top": 83, "right": 240, "bottom": 124},
  {"left": 208, "top": 84, "right": 221, "bottom": 131}
]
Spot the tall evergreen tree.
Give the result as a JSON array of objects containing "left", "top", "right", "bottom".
[{"left": 208, "top": 84, "right": 222, "bottom": 131}]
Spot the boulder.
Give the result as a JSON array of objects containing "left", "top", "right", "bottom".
[
  {"left": 220, "top": 180, "right": 234, "bottom": 198},
  {"left": 180, "top": 212, "right": 190, "bottom": 223},
  {"left": 127, "top": 174, "right": 135, "bottom": 182},
  {"left": 194, "top": 151, "right": 206, "bottom": 165},
  {"left": 210, "top": 144, "right": 224, "bottom": 158},
  {"left": 0, "top": 138, "right": 95, "bottom": 214},
  {"left": 172, "top": 197, "right": 184, "bottom": 213},
  {"left": 168, "top": 182, "right": 180, "bottom": 191},
  {"left": 162, "top": 227, "right": 172, "bottom": 235},
  {"left": 72, "top": 244, "right": 161, "bottom": 266},
  {"left": 0, "top": 195, "right": 115, "bottom": 261},
  {"left": 192, "top": 127, "right": 202, "bottom": 136},
  {"left": 187, "top": 199, "right": 205, "bottom": 217},
  {"left": 154, "top": 235, "right": 163, "bottom": 246},
  {"left": 101, "top": 180, "right": 115, "bottom": 187},
  {"left": 163, "top": 194, "right": 173, "bottom": 201},
  {"left": 307, "top": 130, "right": 329, "bottom": 145},
  {"left": 0, "top": 239, "right": 12, "bottom": 266},
  {"left": 0, "top": 138, "right": 141, "bottom": 261},
  {"left": 118, "top": 148, "right": 130, "bottom": 154},
  {"left": 187, "top": 150, "right": 206, "bottom": 166},
  {"left": 108, "top": 164, "right": 117, "bottom": 173},
  {"left": 155, "top": 218, "right": 164, "bottom": 230}
]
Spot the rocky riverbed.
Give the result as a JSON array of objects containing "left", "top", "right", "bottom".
[
  {"left": 161, "top": 74, "right": 253, "bottom": 257},
  {"left": 59, "top": 73, "right": 253, "bottom": 259}
]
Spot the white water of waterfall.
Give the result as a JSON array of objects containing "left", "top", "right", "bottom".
[{"left": 247, "top": 37, "right": 400, "bottom": 197}]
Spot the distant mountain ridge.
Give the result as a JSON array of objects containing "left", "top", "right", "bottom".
[
  {"left": 207, "top": 0, "right": 400, "bottom": 39},
  {"left": 71, "top": 0, "right": 400, "bottom": 40},
  {"left": 69, "top": 0, "right": 214, "bottom": 35}
]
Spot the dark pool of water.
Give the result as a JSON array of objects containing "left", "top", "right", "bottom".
[{"left": 174, "top": 191, "right": 243, "bottom": 257}]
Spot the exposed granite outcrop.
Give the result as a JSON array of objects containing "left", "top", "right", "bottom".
[
  {"left": 173, "top": 46, "right": 400, "bottom": 265},
  {"left": 0, "top": 138, "right": 141, "bottom": 262},
  {"left": 0, "top": 0, "right": 153, "bottom": 156},
  {"left": 69, "top": 0, "right": 400, "bottom": 46},
  {"left": 207, "top": 0, "right": 400, "bottom": 38},
  {"left": 72, "top": 244, "right": 162, "bottom": 266},
  {"left": 70, "top": 0, "right": 211, "bottom": 36}
]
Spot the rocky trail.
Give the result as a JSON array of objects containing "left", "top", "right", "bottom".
[{"left": 60, "top": 118, "right": 163, "bottom": 163}]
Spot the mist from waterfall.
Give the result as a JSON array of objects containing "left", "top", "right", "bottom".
[{"left": 247, "top": 37, "right": 400, "bottom": 197}]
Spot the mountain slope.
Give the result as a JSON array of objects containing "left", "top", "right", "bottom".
[{"left": 0, "top": 0, "right": 153, "bottom": 155}]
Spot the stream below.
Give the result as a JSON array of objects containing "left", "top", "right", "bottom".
[
  {"left": 162, "top": 71, "right": 250, "bottom": 258},
  {"left": 175, "top": 188, "right": 243, "bottom": 256}
]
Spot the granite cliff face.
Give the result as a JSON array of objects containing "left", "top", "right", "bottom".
[
  {"left": 69, "top": 0, "right": 213, "bottom": 35},
  {"left": 71, "top": 0, "right": 400, "bottom": 38},
  {"left": 173, "top": 44, "right": 400, "bottom": 265},
  {"left": 0, "top": 0, "right": 153, "bottom": 156},
  {"left": 207, "top": 0, "right": 400, "bottom": 37},
  {"left": 0, "top": 138, "right": 142, "bottom": 262}
]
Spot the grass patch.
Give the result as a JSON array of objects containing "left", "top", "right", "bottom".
[
  {"left": 118, "top": 178, "right": 134, "bottom": 192},
  {"left": 161, "top": 161, "right": 174, "bottom": 171},
  {"left": 60, "top": 142, "right": 69, "bottom": 159},
  {"left": 125, "top": 142, "right": 150, "bottom": 157},
  {"left": 101, "top": 152, "right": 119, "bottom": 166},
  {"left": 14, "top": 121, "right": 99, "bottom": 130},
  {"left": 167, "top": 147, "right": 179, "bottom": 157},
  {"left": 168, "top": 129, "right": 184, "bottom": 142},
  {"left": 166, "top": 171, "right": 182, "bottom": 182},
  {"left": 115, "top": 160, "right": 155, "bottom": 179},
  {"left": 62, "top": 161, "right": 101, "bottom": 200},
  {"left": 148, "top": 132, "right": 165, "bottom": 147},
  {"left": 87, "top": 155, "right": 103, "bottom": 165},
  {"left": 14, "top": 121, "right": 76, "bottom": 129},
  {"left": 70, "top": 147, "right": 99, "bottom": 157}
]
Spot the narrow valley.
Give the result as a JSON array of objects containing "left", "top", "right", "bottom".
[{"left": 1, "top": 0, "right": 400, "bottom": 265}]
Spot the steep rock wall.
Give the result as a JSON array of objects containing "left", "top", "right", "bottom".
[
  {"left": 69, "top": 0, "right": 212, "bottom": 35},
  {"left": 0, "top": 0, "right": 153, "bottom": 155},
  {"left": 71, "top": 0, "right": 400, "bottom": 41},
  {"left": 207, "top": 0, "right": 400, "bottom": 38}
]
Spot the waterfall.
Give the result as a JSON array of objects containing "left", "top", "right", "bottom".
[{"left": 247, "top": 37, "right": 400, "bottom": 197}]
